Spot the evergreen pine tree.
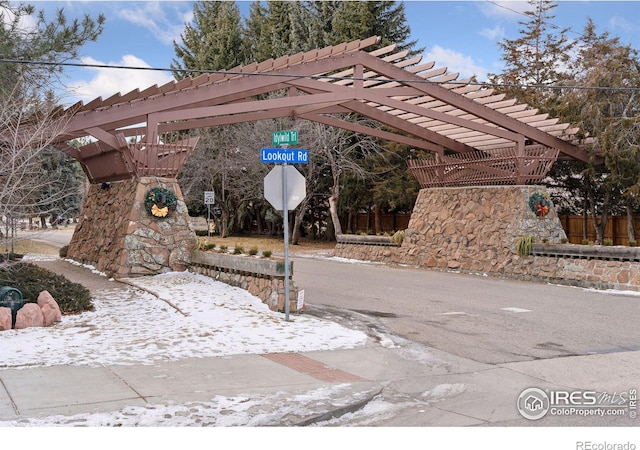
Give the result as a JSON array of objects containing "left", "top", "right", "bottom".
[
  {"left": 488, "top": 0, "right": 573, "bottom": 110},
  {"left": 171, "top": 1, "right": 245, "bottom": 79}
]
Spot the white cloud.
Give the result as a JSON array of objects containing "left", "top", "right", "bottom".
[
  {"left": 1, "top": 3, "right": 37, "bottom": 31},
  {"left": 115, "top": 1, "right": 193, "bottom": 45},
  {"left": 480, "top": 24, "right": 506, "bottom": 41},
  {"left": 425, "top": 45, "right": 489, "bottom": 81},
  {"left": 609, "top": 15, "right": 635, "bottom": 34},
  {"left": 478, "top": 1, "right": 530, "bottom": 20},
  {"left": 65, "top": 55, "right": 174, "bottom": 103}
]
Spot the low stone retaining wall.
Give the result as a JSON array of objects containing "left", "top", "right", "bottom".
[
  {"left": 190, "top": 251, "right": 301, "bottom": 313},
  {"left": 517, "top": 243, "right": 640, "bottom": 290},
  {"left": 530, "top": 243, "right": 640, "bottom": 262},
  {"left": 335, "top": 239, "right": 640, "bottom": 292},
  {"left": 509, "top": 253, "right": 640, "bottom": 290},
  {"left": 335, "top": 235, "right": 399, "bottom": 262}
]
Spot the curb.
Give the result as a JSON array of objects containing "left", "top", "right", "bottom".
[{"left": 291, "top": 388, "right": 383, "bottom": 426}]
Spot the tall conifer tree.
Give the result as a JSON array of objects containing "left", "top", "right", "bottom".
[
  {"left": 171, "top": 1, "right": 245, "bottom": 79},
  {"left": 488, "top": 0, "right": 573, "bottom": 110}
]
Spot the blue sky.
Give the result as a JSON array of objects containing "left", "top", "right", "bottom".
[{"left": 15, "top": 1, "right": 640, "bottom": 106}]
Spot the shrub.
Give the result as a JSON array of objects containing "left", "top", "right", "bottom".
[
  {"left": 629, "top": 240, "right": 637, "bottom": 247},
  {"left": 515, "top": 235, "right": 535, "bottom": 257},
  {"left": 0, "top": 262, "right": 93, "bottom": 314},
  {"left": 0, "top": 253, "right": 23, "bottom": 262},
  {"left": 201, "top": 242, "right": 216, "bottom": 251},
  {"left": 233, "top": 246, "right": 244, "bottom": 255},
  {"left": 219, "top": 245, "right": 228, "bottom": 253},
  {"left": 581, "top": 239, "right": 590, "bottom": 245},
  {"left": 560, "top": 238, "right": 569, "bottom": 244},
  {"left": 248, "top": 247, "right": 258, "bottom": 256},
  {"left": 391, "top": 230, "right": 405, "bottom": 245},
  {"left": 262, "top": 250, "right": 273, "bottom": 258},
  {"left": 197, "top": 239, "right": 215, "bottom": 251},
  {"left": 59, "top": 245, "right": 69, "bottom": 257},
  {"left": 603, "top": 239, "right": 613, "bottom": 246}
]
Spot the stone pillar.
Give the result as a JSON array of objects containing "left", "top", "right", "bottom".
[
  {"left": 67, "top": 177, "right": 197, "bottom": 278},
  {"left": 399, "top": 185, "right": 566, "bottom": 274}
]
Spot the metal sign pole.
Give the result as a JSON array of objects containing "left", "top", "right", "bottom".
[
  {"left": 207, "top": 204, "right": 211, "bottom": 238},
  {"left": 263, "top": 132, "right": 306, "bottom": 322},
  {"left": 282, "top": 163, "right": 291, "bottom": 321}
]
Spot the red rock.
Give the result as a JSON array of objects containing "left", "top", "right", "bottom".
[
  {"left": 14, "top": 303, "right": 44, "bottom": 329},
  {"left": 0, "top": 307, "right": 11, "bottom": 331},
  {"left": 37, "top": 291, "right": 62, "bottom": 326}
]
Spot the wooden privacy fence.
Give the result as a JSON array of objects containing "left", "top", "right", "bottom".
[
  {"left": 341, "top": 213, "right": 411, "bottom": 234},
  {"left": 558, "top": 215, "right": 640, "bottom": 245},
  {"left": 343, "top": 213, "right": 640, "bottom": 245}
]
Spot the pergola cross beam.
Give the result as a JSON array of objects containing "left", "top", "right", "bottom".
[{"left": 42, "top": 36, "right": 597, "bottom": 186}]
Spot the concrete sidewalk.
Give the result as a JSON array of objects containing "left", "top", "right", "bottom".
[
  {"left": 4, "top": 329, "right": 639, "bottom": 426},
  {"left": 0, "top": 334, "right": 530, "bottom": 426}
]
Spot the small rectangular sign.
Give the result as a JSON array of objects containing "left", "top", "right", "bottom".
[
  {"left": 297, "top": 289, "right": 305, "bottom": 311},
  {"left": 272, "top": 130, "right": 298, "bottom": 146},
  {"left": 204, "top": 191, "right": 215, "bottom": 205},
  {"left": 260, "top": 148, "right": 308, "bottom": 164}
]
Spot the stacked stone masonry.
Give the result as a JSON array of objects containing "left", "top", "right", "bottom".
[
  {"left": 191, "top": 261, "right": 301, "bottom": 313},
  {"left": 334, "top": 186, "right": 640, "bottom": 291},
  {"left": 67, "top": 177, "right": 197, "bottom": 278}
]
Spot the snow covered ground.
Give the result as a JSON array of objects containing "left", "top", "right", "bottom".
[
  {"left": 0, "top": 254, "right": 387, "bottom": 431},
  {"left": 1, "top": 262, "right": 368, "bottom": 369}
]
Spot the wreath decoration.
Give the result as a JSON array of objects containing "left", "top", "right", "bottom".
[
  {"left": 528, "top": 192, "right": 550, "bottom": 218},
  {"left": 144, "top": 187, "right": 178, "bottom": 219}
]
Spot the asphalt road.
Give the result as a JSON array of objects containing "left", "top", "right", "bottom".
[{"left": 293, "top": 257, "right": 640, "bottom": 365}]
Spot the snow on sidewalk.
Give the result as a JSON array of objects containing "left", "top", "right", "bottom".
[{"left": 0, "top": 267, "right": 368, "bottom": 370}]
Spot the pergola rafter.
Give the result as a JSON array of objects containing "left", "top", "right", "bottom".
[{"left": 43, "top": 35, "right": 596, "bottom": 186}]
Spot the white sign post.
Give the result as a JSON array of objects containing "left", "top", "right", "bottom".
[
  {"left": 262, "top": 132, "right": 307, "bottom": 321},
  {"left": 204, "top": 191, "right": 215, "bottom": 237},
  {"left": 264, "top": 165, "right": 306, "bottom": 320}
]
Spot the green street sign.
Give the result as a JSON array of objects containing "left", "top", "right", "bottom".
[{"left": 272, "top": 130, "right": 298, "bottom": 146}]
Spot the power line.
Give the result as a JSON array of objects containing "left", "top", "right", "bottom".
[
  {"left": 486, "top": 0, "right": 583, "bottom": 36},
  {"left": 1, "top": 57, "right": 639, "bottom": 92}
]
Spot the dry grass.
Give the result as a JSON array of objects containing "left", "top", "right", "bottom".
[
  {"left": 4, "top": 235, "right": 335, "bottom": 259},
  {"left": 2, "top": 239, "right": 61, "bottom": 256},
  {"left": 198, "top": 235, "right": 336, "bottom": 255}
]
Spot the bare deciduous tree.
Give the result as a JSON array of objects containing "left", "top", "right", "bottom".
[
  {"left": 0, "top": 81, "right": 75, "bottom": 256},
  {"left": 298, "top": 117, "right": 384, "bottom": 240}
]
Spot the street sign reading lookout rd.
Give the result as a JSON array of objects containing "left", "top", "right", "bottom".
[{"left": 260, "top": 148, "right": 309, "bottom": 164}]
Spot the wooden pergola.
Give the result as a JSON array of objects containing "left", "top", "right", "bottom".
[{"left": 49, "top": 36, "right": 594, "bottom": 187}]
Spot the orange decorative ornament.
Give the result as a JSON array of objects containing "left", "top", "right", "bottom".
[
  {"left": 536, "top": 203, "right": 549, "bottom": 217},
  {"left": 528, "top": 192, "right": 551, "bottom": 218},
  {"left": 152, "top": 204, "right": 169, "bottom": 217}
]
